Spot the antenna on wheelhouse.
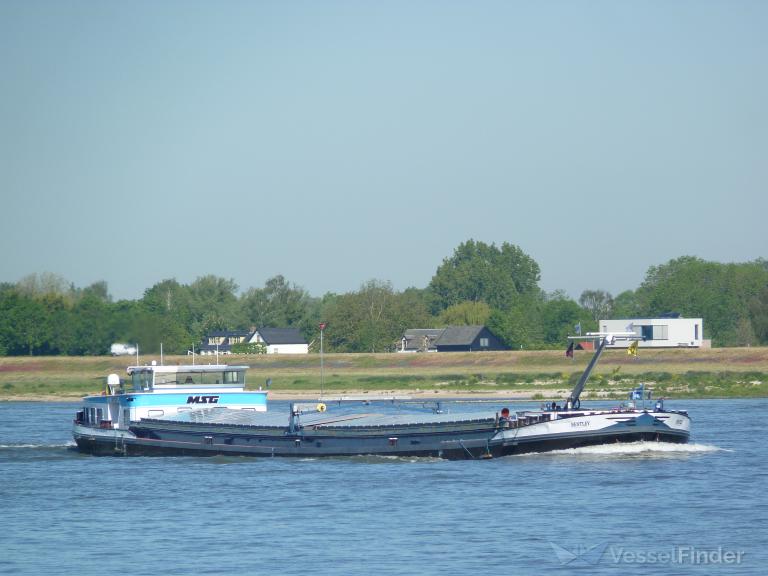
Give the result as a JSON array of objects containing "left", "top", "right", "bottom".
[
  {"left": 160, "top": 342, "right": 164, "bottom": 366},
  {"left": 135, "top": 343, "right": 139, "bottom": 366}
]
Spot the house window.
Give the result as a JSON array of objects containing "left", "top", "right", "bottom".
[
  {"left": 480, "top": 338, "right": 489, "bottom": 348},
  {"left": 695, "top": 324, "right": 699, "bottom": 340},
  {"left": 641, "top": 325, "right": 668, "bottom": 340}
]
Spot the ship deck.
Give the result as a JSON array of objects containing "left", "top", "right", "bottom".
[{"left": 137, "top": 406, "right": 503, "bottom": 433}]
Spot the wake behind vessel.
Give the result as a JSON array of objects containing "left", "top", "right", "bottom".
[{"left": 73, "top": 333, "right": 691, "bottom": 459}]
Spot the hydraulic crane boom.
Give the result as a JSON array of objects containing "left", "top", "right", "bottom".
[{"left": 566, "top": 332, "right": 639, "bottom": 408}]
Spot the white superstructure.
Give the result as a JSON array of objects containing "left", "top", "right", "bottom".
[{"left": 73, "top": 363, "right": 268, "bottom": 455}]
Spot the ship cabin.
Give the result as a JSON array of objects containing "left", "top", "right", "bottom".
[
  {"left": 128, "top": 364, "right": 248, "bottom": 392},
  {"left": 75, "top": 364, "right": 266, "bottom": 431}
]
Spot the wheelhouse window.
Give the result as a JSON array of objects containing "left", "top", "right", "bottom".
[
  {"left": 153, "top": 370, "right": 246, "bottom": 385},
  {"left": 132, "top": 370, "right": 153, "bottom": 391},
  {"left": 223, "top": 370, "right": 243, "bottom": 384},
  {"left": 164, "top": 372, "right": 197, "bottom": 385}
]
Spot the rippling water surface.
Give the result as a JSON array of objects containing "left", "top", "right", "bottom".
[{"left": 1, "top": 398, "right": 766, "bottom": 575}]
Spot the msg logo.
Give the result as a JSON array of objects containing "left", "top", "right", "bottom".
[{"left": 187, "top": 395, "right": 220, "bottom": 404}]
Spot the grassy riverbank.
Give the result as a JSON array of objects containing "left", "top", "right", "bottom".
[{"left": 1, "top": 347, "right": 767, "bottom": 401}]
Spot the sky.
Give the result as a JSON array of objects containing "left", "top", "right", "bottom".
[{"left": 1, "top": 0, "right": 766, "bottom": 302}]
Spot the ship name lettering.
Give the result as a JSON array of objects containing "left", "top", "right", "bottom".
[
  {"left": 187, "top": 395, "right": 220, "bottom": 404},
  {"left": 570, "top": 420, "right": 590, "bottom": 428}
]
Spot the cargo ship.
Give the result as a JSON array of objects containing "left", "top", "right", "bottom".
[{"left": 73, "top": 333, "right": 690, "bottom": 459}]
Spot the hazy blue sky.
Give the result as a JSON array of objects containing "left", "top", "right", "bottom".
[{"left": 1, "top": 0, "right": 766, "bottom": 301}]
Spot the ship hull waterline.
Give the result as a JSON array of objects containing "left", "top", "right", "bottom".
[{"left": 73, "top": 416, "right": 690, "bottom": 460}]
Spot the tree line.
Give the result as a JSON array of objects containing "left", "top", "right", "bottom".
[{"left": 1, "top": 242, "right": 767, "bottom": 356}]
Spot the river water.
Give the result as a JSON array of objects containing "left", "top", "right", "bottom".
[{"left": 1, "top": 398, "right": 766, "bottom": 575}]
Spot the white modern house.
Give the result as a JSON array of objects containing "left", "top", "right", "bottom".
[{"left": 599, "top": 316, "right": 706, "bottom": 348}]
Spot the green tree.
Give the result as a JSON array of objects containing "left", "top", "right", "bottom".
[
  {"left": 239, "top": 275, "right": 316, "bottom": 336},
  {"left": 356, "top": 279, "right": 396, "bottom": 353},
  {"left": 541, "top": 293, "right": 587, "bottom": 345},
  {"left": 13, "top": 294, "right": 48, "bottom": 355},
  {"left": 69, "top": 292, "right": 114, "bottom": 355},
  {"left": 139, "top": 279, "right": 194, "bottom": 352},
  {"left": 636, "top": 256, "right": 768, "bottom": 346},
  {"left": 138, "top": 275, "right": 238, "bottom": 351},
  {"left": 612, "top": 290, "right": 643, "bottom": 319},
  {"left": 187, "top": 275, "right": 239, "bottom": 336},
  {"left": 42, "top": 293, "right": 77, "bottom": 354},
  {"left": 0, "top": 285, "right": 14, "bottom": 354},
  {"left": 16, "top": 272, "right": 74, "bottom": 302},
  {"left": 749, "top": 284, "right": 768, "bottom": 344},
  {"left": 579, "top": 289, "right": 614, "bottom": 321},
  {"left": 322, "top": 293, "right": 359, "bottom": 352},
  {"left": 387, "top": 287, "right": 433, "bottom": 344},
  {"left": 487, "top": 295, "right": 544, "bottom": 350},
  {"left": 0, "top": 287, "right": 28, "bottom": 355},
  {"left": 438, "top": 301, "right": 492, "bottom": 326},
  {"left": 79, "top": 280, "right": 111, "bottom": 302},
  {"left": 323, "top": 281, "right": 430, "bottom": 352},
  {"left": 142, "top": 279, "right": 191, "bottom": 320},
  {"left": 428, "top": 240, "right": 541, "bottom": 313}
]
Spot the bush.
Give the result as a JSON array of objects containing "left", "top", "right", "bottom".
[{"left": 231, "top": 342, "right": 267, "bottom": 355}]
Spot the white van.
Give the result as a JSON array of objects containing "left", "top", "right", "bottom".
[{"left": 110, "top": 343, "right": 137, "bottom": 356}]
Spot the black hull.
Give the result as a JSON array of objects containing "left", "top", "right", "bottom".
[
  {"left": 74, "top": 428, "right": 690, "bottom": 460},
  {"left": 74, "top": 436, "right": 130, "bottom": 456}
]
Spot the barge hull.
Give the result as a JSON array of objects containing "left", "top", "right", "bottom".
[
  {"left": 73, "top": 421, "right": 689, "bottom": 460},
  {"left": 492, "top": 429, "right": 689, "bottom": 458}
]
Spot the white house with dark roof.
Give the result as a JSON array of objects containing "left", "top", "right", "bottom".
[
  {"left": 399, "top": 326, "right": 507, "bottom": 353},
  {"left": 199, "top": 327, "right": 308, "bottom": 355}
]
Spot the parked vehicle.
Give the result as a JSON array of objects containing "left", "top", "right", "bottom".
[{"left": 110, "top": 343, "right": 137, "bottom": 356}]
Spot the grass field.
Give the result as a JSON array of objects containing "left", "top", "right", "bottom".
[{"left": 1, "top": 347, "right": 767, "bottom": 400}]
